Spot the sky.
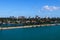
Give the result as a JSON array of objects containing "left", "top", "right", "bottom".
[{"left": 0, "top": 0, "right": 60, "bottom": 17}]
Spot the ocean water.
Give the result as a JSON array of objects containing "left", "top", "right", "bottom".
[{"left": 0, "top": 25, "right": 60, "bottom": 40}]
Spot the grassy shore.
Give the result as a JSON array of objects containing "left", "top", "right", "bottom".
[{"left": 0, "top": 24, "right": 60, "bottom": 30}]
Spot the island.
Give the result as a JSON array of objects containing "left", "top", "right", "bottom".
[{"left": 0, "top": 16, "right": 60, "bottom": 30}]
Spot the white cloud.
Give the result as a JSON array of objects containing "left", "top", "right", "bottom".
[{"left": 42, "top": 5, "right": 60, "bottom": 11}]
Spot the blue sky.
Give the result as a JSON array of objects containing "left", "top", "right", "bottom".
[{"left": 0, "top": 0, "right": 60, "bottom": 17}]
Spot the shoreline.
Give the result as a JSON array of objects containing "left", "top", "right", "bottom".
[{"left": 0, "top": 24, "right": 60, "bottom": 30}]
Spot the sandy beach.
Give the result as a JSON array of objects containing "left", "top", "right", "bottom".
[{"left": 0, "top": 24, "right": 60, "bottom": 30}]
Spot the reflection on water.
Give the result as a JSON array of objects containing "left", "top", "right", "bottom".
[{"left": 0, "top": 25, "right": 60, "bottom": 40}]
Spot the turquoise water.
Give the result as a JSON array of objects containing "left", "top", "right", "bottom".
[{"left": 0, "top": 25, "right": 60, "bottom": 40}]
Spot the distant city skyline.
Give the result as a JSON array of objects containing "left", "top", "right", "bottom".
[{"left": 0, "top": 0, "right": 60, "bottom": 17}]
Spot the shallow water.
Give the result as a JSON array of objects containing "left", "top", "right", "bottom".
[{"left": 0, "top": 25, "right": 60, "bottom": 40}]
